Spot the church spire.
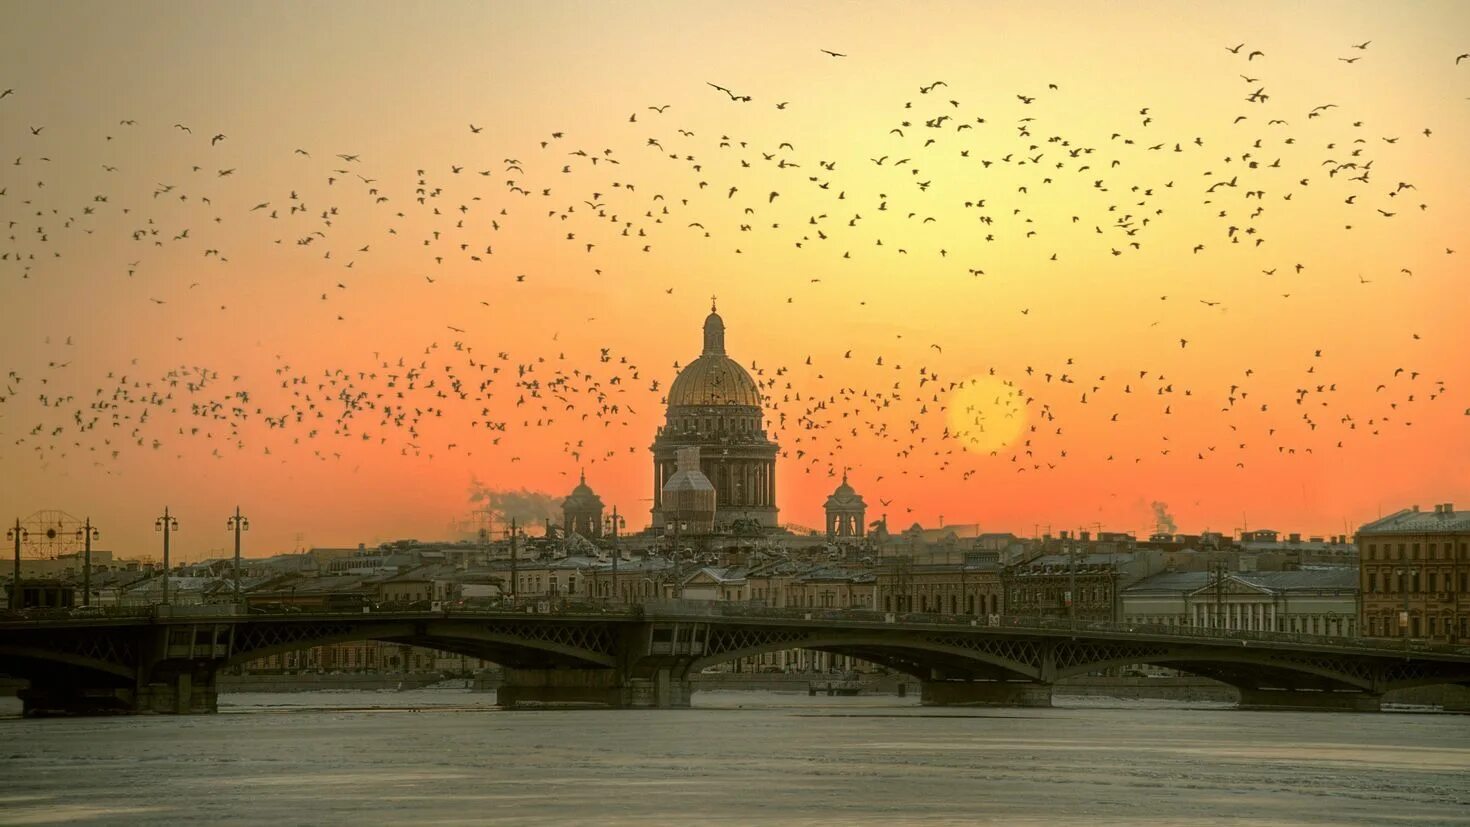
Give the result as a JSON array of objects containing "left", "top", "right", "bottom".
[{"left": 702, "top": 302, "right": 726, "bottom": 355}]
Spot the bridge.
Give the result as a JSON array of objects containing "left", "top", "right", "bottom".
[{"left": 3, "top": 601, "right": 1468, "bottom": 715}]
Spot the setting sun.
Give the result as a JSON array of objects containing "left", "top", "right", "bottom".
[{"left": 949, "top": 376, "right": 1028, "bottom": 455}]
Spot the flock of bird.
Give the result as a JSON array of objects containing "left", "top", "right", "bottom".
[{"left": 2, "top": 40, "right": 1467, "bottom": 523}]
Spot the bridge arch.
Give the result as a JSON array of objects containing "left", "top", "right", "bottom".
[
  {"left": 1050, "top": 647, "right": 1378, "bottom": 692},
  {"left": 0, "top": 645, "right": 137, "bottom": 684},
  {"left": 684, "top": 628, "right": 1043, "bottom": 682},
  {"left": 224, "top": 617, "right": 619, "bottom": 671}
]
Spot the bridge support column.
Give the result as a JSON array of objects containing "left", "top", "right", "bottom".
[
  {"left": 497, "top": 668, "right": 691, "bottom": 709},
  {"left": 136, "top": 663, "right": 219, "bottom": 714},
  {"left": 1236, "top": 687, "right": 1382, "bottom": 712},
  {"left": 921, "top": 680, "right": 1053, "bottom": 708},
  {"left": 623, "top": 670, "right": 691, "bottom": 708},
  {"left": 17, "top": 683, "right": 134, "bottom": 717},
  {"left": 497, "top": 668, "right": 624, "bottom": 708}
]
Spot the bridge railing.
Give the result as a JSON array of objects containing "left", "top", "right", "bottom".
[
  {"left": 4, "top": 600, "right": 1467, "bottom": 657},
  {"left": 638, "top": 601, "right": 1470, "bottom": 656},
  {"left": 0, "top": 598, "right": 643, "bottom": 624},
  {"left": 0, "top": 605, "right": 162, "bottom": 621}
]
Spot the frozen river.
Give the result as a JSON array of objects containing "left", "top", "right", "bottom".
[{"left": 1, "top": 689, "right": 1467, "bottom": 825}]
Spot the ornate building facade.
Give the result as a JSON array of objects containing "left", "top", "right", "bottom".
[
  {"left": 1358, "top": 504, "right": 1469, "bottom": 643},
  {"left": 824, "top": 472, "right": 867, "bottom": 539},
  {"left": 650, "top": 304, "right": 780, "bottom": 531},
  {"left": 562, "top": 472, "right": 604, "bottom": 539}
]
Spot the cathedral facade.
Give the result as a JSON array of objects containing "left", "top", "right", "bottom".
[{"left": 649, "top": 305, "right": 780, "bottom": 532}]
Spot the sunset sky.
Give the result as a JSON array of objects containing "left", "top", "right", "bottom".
[{"left": 2, "top": 1, "right": 1468, "bottom": 560}]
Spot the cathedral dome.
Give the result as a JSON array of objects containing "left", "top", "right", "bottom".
[{"left": 666, "top": 309, "right": 762, "bottom": 408}]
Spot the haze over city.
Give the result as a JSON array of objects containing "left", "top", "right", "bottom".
[{"left": 3, "top": 0, "right": 1468, "bottom": 559}]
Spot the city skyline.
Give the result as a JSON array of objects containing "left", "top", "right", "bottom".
[{"left": 3, "top": 1, "right": 1469, "bottom": 558}]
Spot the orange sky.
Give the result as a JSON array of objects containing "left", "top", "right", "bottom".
[{"left": 2, "top": 1, "right": 1468, "bottom": 560}]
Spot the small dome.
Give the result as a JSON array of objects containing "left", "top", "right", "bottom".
[
  {"left": 564, "top": 471, "right": 603, "bottom": 509},
  {"left": 824, "top": 472, "right": 866, "bottom": 509}
]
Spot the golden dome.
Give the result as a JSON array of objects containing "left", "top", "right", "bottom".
[{"left": 666, "top": 310, "right": 763, "bottom": 408}]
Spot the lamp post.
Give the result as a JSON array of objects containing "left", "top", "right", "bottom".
[
  {"left": 227, "top": 507, "right": 249, "bottom": 607},
  {"left": 959, "top": 550, "right": 969, "bottom": 616},
  {"left": 1067, "top": 539, "right": 1077, "bottom": 630},
  {"left": 603, "top": 507, "right": 625, "bottom": 604},
  {"left": 155, "top": 507, "right": 179, "bottom": 606},
  {"left": 76, "top": 518, "right": 99, "bottom": 607},
  {"left": 1210, "top": 559, "right": 1229, "bottom": 631},
  {"left": 508, "top": 518, "right": 519, "bottom": 600},
  {"left": 1396, "top": 566, "right": 1418, "bottom": 655},
  {"left": 8, "top": 519, "right": 27, "bottom": 611}
]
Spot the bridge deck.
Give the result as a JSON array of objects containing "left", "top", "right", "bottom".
[{"left": 4, "top": 601, "right": 1467, "bottom": 662}]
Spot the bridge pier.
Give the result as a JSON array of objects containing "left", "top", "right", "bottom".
[
  {"left": 1236, "top": 687, "right": 1382, "bottom": 712},
  {"left": 921, "top": 680, "right": 1054, "bottom": 708},
  {"left": 17, "top": 683, "right": 134, "bottom": 717},
  {"left": 136, "top": 663, "right": 219, "bottom": 714},
  {"left": 497, "top": 668, "right": 691, "bottom": 709}
]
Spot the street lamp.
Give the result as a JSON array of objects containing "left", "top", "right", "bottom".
[
  {"left": 76, "top": 518, "right": 99, "bottom": 607},
  {"left": 1395, "top": 566, "right": 1419, "bottom": 655},
  {"left": 506, "top": 518, "right": 519, "bottom": 600},
  {"left": 1210, "top": 560, "right": 1229, "bottom": 631},
  {"left": 155, "top": 507, "right": 179, "bottom": 606},
  {"left": 7, "top": 519, "right": 28, "bottom": 611},
  {"left": 603, "top": 507, "right": 625, "bottom": 604},
  {"left": 1067, "top": 539, "right": 1078, "bottom": 630},
  {"left": 227, "top": 507, "right": 249, "bottom": 607}
]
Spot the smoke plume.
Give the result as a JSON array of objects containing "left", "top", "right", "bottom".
[
  {"left": 1150, "top": 501, "right": 1178, "bottom": 535},
  {"left": 468, "top": 476, "right": 564, "bottom": 526}
]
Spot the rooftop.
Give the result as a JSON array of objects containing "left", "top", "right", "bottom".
[
  {"left": 1358, "top": 505, "right": 1470, "bottom": 535},
  {"left": 1125, "top": 569, "right": 1358, "bottom": 595}
]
